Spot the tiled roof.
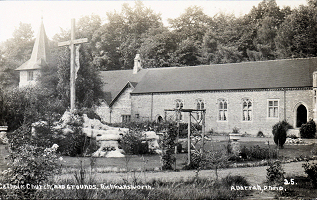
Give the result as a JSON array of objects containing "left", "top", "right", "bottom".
[
  {"left": 131, "top": 57, "right": 317, "bottom": 94},
  {"left": 99, "top": 69, "right": 148, "bottom": 105},
  {"left": 15, "top": 19, "right": 49, "bottom": 71}
]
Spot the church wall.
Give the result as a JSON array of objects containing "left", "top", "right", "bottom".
[
  {"left": 131, "top": 88, "right": 313, "bottom": 136},
  {"left": 109, "top": 87, "right": 134, "bottom": 123},
  {"left": 95, "top": 101, "right": 111, "bottom": 123},
  {"left": 284, "top": 89, "right": 313, "bottom": 128},
  {"left": 19, "top": 70, "right": 41, "bottom": 87}
]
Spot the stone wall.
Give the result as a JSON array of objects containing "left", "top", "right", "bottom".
[
  {"left": 97, "top": 86, "right": 134, "bottom": 124},
  {"left": 131, "top": 88, "right": 313, "bottom": 136},
  {"left": 19, "top": 70, "right": 41, "bottom": 87}
]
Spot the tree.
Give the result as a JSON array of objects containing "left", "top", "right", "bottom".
[
  {"left": 168, "top": 6, "right": 212, "bottom": 42},
  {"left": 275, "top": 5, "right": 317, "bottom": 58},
  {"left": 92, "top": 1, "right": 162, "bottom": 70},
  {"left": 139, "top": 27, "right": 177, "bottom": 68},
  {"left": 0, "top": 22, "right": 34, "bottom": 88}
]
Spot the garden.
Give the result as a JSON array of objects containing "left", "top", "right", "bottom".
[{"left": 1, "top": 114, "right": 317, "bottom": 199}]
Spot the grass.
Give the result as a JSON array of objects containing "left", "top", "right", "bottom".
[
  {"left": 10, "top": 174, "right": 251, "bottom": 199},
  {"left": 58, "top": 138, "right": 317, "bottom": 172}
]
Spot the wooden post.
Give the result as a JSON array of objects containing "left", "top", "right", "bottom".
[
  {"left": 201, "top": 110, "right": 205, "bottom": 154},
  {"left": 187, "top": 112, "right": 191, "bottom": 165},
  {"left": 58, "top": 18, "right": 88, "bottom": 112}
]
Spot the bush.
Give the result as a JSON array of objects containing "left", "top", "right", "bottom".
[
  {"left": 300, "top": 119, "right": 316, "bottom": 139},
  {"left": 303, "top": 162, "right": 317, "bottom": 188},
  {"left": 120, "top": 131, "right": 150, "bottom": 155},
  {"left": 3, "top": 144, "right": 60, "bottom": 199},
  {"left": 257, "top": 131, "right": 265, "bottom": 137},
  {"left": 266, "top": 161, "right": 285, "bottom": 185},
  {"left": 160, "top": 125, "right": 177, "bottom": 170},
  {"left": 235, "top": 145, "right": 277, "bottom": 161},
  {"left": 272, "top": 121, "right": 292, "bottom": 148}
]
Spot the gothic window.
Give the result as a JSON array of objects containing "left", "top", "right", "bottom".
[
  {"left": 175, "top": 99, "right": 184, "bottom": 121},
  {"left": 218, "top": 99, "right": 228, "bottom": 121},
  {"left": 196, "top": 99, "right": 204, "bottom": 120},
  {"left": 242, "top": 98, "right": 252, "bottom": 121},
  {"left": 268, "top": 100, "right": 279, "bottom": 118},
  {"left": 122, "top": 115, "right": 131, "bottom": 123}
]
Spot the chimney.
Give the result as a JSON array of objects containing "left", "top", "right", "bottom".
[{"left": 133, "top": 54, "right": 142, "bottom": 74}]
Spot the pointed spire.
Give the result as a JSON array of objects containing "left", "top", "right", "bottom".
[
  {"left": 30, "top": 18, "right": 49, "bottom": 63},
  {"left": 15, "top": 18, "right": 49, "bottom": 71}
]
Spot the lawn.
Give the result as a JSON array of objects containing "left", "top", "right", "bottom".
[{"left": 59, "top": 137, "right": 317, "bottom": 171}]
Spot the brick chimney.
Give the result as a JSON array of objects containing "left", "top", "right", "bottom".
[{"left": 133, "top": 54, "right": 142, "bottom": 74}]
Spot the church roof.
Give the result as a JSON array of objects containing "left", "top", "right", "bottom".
[
  {"left": 99, "top": 69, "right": 148, "bottom": 105},
  {"left": 131, "top": 57, "right": 317, "bottom": 94},
  {"left": 15, "top": 19, "right": 49, "bottom": 71}
]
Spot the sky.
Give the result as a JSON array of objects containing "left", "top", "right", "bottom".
[{"left": 0, "top": 0, "right": 307, "bottom": 43}]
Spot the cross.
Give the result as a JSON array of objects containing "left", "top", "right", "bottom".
[{"left": 58, "top": 18, "right": 88, "bottom": 111}]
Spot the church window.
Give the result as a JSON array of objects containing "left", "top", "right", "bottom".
[
  {"left": 242, "top": 98, "right": 252, "bottom": 121},
  {"left": 218, "top": 99, "right": 228, "bottom": 121},
  {"left": 175, "top": 99, "right": 184, "bottom": 121},
  {"left": 196, "top": 99, "right": 204, "bottom": 120},
  {"left": 268, "top": 100, "right": 279, "bottom": 118},
  {"left": 27, "top": 71, "right": 34, "bottom": 81},
  {"left": 122, "top": 115, "right": 131, "bottom": 123}
]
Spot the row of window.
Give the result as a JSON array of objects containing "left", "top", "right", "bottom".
[{"left": 175, "top": 99, "right": 279, "bottom": 121}]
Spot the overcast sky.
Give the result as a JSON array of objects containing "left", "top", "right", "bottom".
[{"left": 0, "top": 0, "right": 307, "bottom": 43}]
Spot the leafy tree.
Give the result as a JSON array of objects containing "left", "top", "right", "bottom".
[
  {"left": 275, "top": 5, "right": 317, "bottom": 58},
  {"left": 139, "top": 27, "right": 177, "bottom": 68},
  {"left": 168, "top": 6, "right": 212, "bottom": 42},
  {"left": 0, "top": 22, "right": 34, "bottom": 88},
  {"left": 92, "top": 1, "right": 162, "bottom": 70}
]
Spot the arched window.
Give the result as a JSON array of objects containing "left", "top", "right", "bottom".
[
  {"left": 242, "top": 98, "right": 252, "bottom": 121},
  {"left": 196, "top": 99, "right": 204, "bottom": 120},
  {"left": 218, "top": 99, "right": 228, "bottom": 121},
  {"left": 175, "top": 99, "right": 184, "bottom": 121}
]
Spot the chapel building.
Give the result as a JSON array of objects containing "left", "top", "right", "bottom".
[
  {"left": 96, "top": 56, "right": 317, "bottom": 136},
  {"left": 15, "top": 18, "right": 50, "bottom": 87}
]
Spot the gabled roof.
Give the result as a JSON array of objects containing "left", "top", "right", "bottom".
[
  {"left": 15, "top": 19, "right": 49, "bottom": 71},
  {"left": 99, "top": 69, "right": 148, "bottom": 105},
  {"left": 131, "top": 57, "right": 317, "bottom": 94}
]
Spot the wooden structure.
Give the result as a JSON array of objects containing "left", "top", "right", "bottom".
[
  {"left": 58, "top": 19, "right": 88, "bottom": 111},
  {"left": 164, "top": 108, "right": 206, "bottom": 165}
]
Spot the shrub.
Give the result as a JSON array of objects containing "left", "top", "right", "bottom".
[
  {"left": 300, "top": 119, "right": 316, "bottom": 139},
  {"left": 303, "top": 162, "right": 317, "bottom": 188},
  {"left": 257, "top": 131, "right": 265, "bottom": 137},
  {"left": 236, "top": 145, "right": 277, "bottom": 161},
  {"left": 266, "top": 161, "right": 285, "bottom": 185},
  {"left": 120, "top": 131, "right": 149, "bottom": 155},
  {"left": 160, "top": 125, "right": 177, "bottom": 170},
  {"left": 3, "top": 144, "right": 60, "bottom": 199},
  {"left": 272, "top": 121, "right": 292, "bottom": 148}
]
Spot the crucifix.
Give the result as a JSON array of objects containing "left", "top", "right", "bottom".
[{"left": 58, "top": 19, "right": 88, "bottom": 111}]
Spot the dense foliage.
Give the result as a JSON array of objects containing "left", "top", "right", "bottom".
[
  {"left": 266, "top": 161, "right": 285, "bottom": 185},
  {"left": 300, "top": 119, "right": 316, "bottom": 139},
  {"left": 303, "top": 162, "right": 317, "bottom": 188},
  {"left": 272, "top": 120, "right": 292, "bottom": 148}
]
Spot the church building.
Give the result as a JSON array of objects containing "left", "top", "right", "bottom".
[
  {"left": 15, "top": 19, "right": 317, "bottom": 136},
  {"left": 96, "top": 56, "right": 317, "bottom": 136},
  {"left": 15, "top": 18, "right": 50, "bottom": 87}
]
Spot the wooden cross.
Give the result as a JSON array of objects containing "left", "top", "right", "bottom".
[{"left": 58, "top": 18, "right": 88, "bottom": 111}]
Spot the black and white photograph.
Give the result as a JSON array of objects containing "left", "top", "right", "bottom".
[{"left": 1, "top": 0, "right": 317, "bottom": 199}]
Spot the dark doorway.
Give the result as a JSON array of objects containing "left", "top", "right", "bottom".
[
  {"left": 157, "top": 116, "right": 163, "bottom": 123},
  {"left": 296, "top": 105, "right": 307, "bottom": 128}
]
